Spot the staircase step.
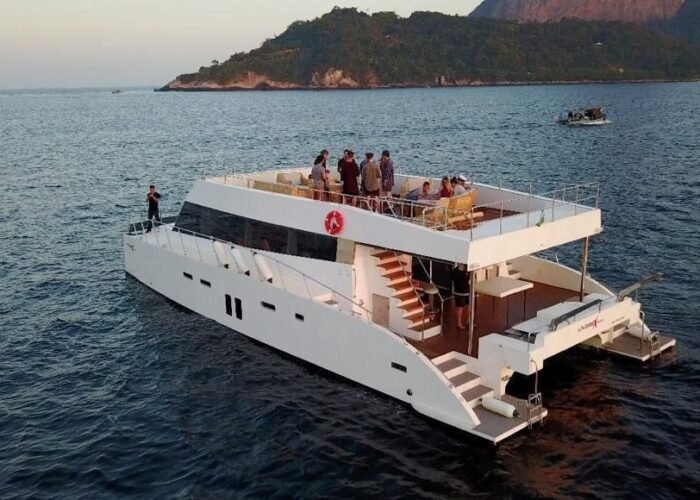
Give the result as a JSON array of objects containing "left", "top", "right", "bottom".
[
  {"left": 379, "top": 260, "right": 404, "bottom": 272},
  {"left": 410, "top": 317, "right": 440, "bottom": 332},
  {"left": 461, "top": 385, "right": 494, "bottom": 408},
  {"left": 384, "top": 270, "right": 408, "bottom": 282},
  {"left": 400, "top": 297, "right": 423, "bottom": 308},
  {"left": 391, "top": 286, "right": 418, "bottom": 302},
  {"left": 449, "top": 371, "right": 480, "bottom": 392},
  {"left": 436, "top": 357, "right": 467, "bottom": 378},
  {"left": 373, "top": 251, "right": 395, "bottom": 260},
  {"left": 387, "top": 278, "right": 411, "bottom": 290},
  {"left": 398, "top": 298, "right": 420, "bottom": 309},
  {"left": 403, "top": 306, "right": 427, "bottom": 320},
  {"left": 408, "top": 314, "right": 434, "bottom": 328}
]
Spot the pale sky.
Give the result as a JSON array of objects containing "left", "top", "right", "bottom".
[{"left": 0, "top": 0, "right": 482, "bottom": 89}]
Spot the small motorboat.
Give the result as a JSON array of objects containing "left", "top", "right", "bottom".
[
  {"left": 557, "top": 106, "right": 610, "bottom": 126},
  {"left": 112, "top": 89, "right": 122, "bottom": 94}
]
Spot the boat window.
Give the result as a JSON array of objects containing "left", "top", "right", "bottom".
[
  {"left": 235, "top": 298, "right": 242, "bottom": 319},
  {"left": 296, "top": 231, "right": 337, "bottom": 261},
  {"left": 183, "top": 272, "right": 193, "bottom": 280},
  {"left": 225, "top": 294, "right": 232, "bottom": 316},
  {"left": 295, "top": 313, "right": 304, "bottom": 321},
  {"left": 247, "top": 219, "right": 287, "bottom": 253},
  {"left": 391, "top": 362, "right": 407, "bottom": 373},
  {"left": 175, "top": 202, "right": 337, "bottom": 261},
  {"left": 200, "top": 279, "right": 211, "bottom": 287},
  {"left": 261, "top": 301, "right": 276, "bottom": 311}
]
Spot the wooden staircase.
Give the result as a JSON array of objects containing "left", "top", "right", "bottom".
[
  {"left": 433, "top": 352, "right": 493, "bottom": 408},
  {"left": 373, "top": 250, "right": 441, "bottom": 339}
]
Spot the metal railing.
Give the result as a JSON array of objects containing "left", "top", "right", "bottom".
[
  {"left": 548, "top": 298, "right": 603, "bottom": 331},
  {"left": 467, "top": 182, "right": 600, "bottom": 240},
  {"left": 128, "top": 217, "right": 375, "bottom": 323},
  {"left": 413, "top": 255, "right": 448, "bottom": 336},
  {"left": 221, "top": 173, "right": 600, "bottom": 240}
]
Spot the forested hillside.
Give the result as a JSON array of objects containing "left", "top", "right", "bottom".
[{"left": 161, "top": 8, "right": 700, "bottom": 90}]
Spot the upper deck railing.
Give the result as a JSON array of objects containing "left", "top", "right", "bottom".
[{"left": 207, "top": 170, "right": 600, "bottom": 241}]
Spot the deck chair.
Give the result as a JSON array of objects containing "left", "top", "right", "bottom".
[{"left": 418, "top": 190, "right": 481, "bottom": 229}]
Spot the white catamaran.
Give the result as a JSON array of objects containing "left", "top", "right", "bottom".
[{"left": 124, "top": 168, "right": 675, "bottom": 443}]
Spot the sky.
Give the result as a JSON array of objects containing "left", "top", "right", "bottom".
[{"left": 0, "top": 0, "right": 482, "bottom": 89}]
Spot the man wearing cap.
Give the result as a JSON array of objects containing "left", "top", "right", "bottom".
[
  {"left": 453, "top": 174, "right": 468, "bottom": 195},
  {"left": 380, "top": 150, "right": 395, "bottom": 194}
]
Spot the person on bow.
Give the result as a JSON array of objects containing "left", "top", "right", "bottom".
[{"left": 145, "top": 184, "right": 161, "bottom": 233}]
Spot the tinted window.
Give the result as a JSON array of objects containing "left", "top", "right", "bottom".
[
  {"left": 248, "top": 219, "right": 288, "bottom": 253},
  {"left": 175, "top": 202, "right": 337, "bottom": 262},
  {"left": 235, "top": 298, "right": 242, "bottom": 319}
]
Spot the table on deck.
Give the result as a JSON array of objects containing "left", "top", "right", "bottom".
[{"left": 474, "top": 276, "right": 534, "bottom": 324}]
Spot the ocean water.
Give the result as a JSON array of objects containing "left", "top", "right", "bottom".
[{"left": 1, "top": 84, "right": 699, "bottom": 498}]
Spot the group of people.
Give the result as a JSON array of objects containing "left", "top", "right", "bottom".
[
  {"left": 310, "top": 149, "right": 473, "bottom": 207},
  {"left": 310, "top": 149, "right": 395, "bottom": 205},
  {"left": 410, "top": 174, "right": 470, "bottom": 202}
]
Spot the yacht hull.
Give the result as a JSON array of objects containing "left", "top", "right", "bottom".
[{"left": 123, "top": 234, "right": 482, "bottom": 434}]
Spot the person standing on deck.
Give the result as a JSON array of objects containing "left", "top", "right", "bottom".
[
  {"left": 362, "top": 153, "right": 382, "bottom": 210},
  {"left": 319, "top": 149, "right": 330, "bottom": 194},
  {"left": 145, "top": 185, "right": 161, "bottom": 233},
  {"left": 311, "top": 154, "right": 328, "bottom": 201},
  {"left": 337, "top": 149, "right": 349, "bottom": 175},
  {"left": 339, "top": 150, "right": 360, "bottom": 206},
  {"left": 380, "top": 150, "right": 395, "bottom": 195},
  {"left": 451, "top": 263, "right": 470, "bottom": 330}
]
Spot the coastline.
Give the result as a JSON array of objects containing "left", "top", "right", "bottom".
[{"left": 155, "top": 77, "right": 700, "bottom": 92}]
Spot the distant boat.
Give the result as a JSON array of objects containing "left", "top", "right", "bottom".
[
  {"left": 112, "top": 89, "right": 122, "bottom": 94},
  {"left": 557, "top": 106, "right": 610, "bottom": 126}
]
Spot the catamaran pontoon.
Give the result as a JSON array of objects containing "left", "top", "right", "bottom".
[{"left": 124, "top": 169, "right": 674, "bottom": 443}]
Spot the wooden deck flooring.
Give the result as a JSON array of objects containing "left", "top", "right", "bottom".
[{"left": 409, "top": 281, "right": 576, "bottom": 359}]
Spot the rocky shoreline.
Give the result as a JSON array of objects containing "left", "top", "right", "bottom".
[{"left": 156, "top": 77, "right": 699, "bottom": 92}]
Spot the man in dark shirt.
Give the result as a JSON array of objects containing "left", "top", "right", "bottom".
[
  {"left": 339, "top": 151, "right": 360, "bottom": 206},
  {"left": 337, "top": 149, "right": 349, "bottom": 174},
  {"left": 146, "top": 185, "right": 161, "bottom": 232}
]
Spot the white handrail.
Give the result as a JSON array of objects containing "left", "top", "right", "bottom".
[{"left": 131, "top": 219, "right": 374, "bottom": 322}]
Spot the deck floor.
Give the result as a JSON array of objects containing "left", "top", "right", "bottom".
[
  {"left": 410, "top": 281, "right": 576, "bottom": 359},
  {"left": 583, "top": 332, "right": 676, "bottom": 361}
]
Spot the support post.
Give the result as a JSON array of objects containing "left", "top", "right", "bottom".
[
  {"left": 468, "top": 271, "right": 476, "bottom": 356},
  {"left": 579, "top": 236, "right": 590, "bottom": 302}
]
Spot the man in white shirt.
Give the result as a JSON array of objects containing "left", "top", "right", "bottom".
[{"left": 453, "top": 174, "right": 468, "bottom": 195}]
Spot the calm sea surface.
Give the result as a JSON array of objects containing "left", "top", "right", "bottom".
[{"left": 1, "top": 84, "right": 699, "bottom": 498}]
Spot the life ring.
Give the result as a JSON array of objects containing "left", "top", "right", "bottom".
[{"left": 324, "top": 210, "right": 344, "bottom": 235}]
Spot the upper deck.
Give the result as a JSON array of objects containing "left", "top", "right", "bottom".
[{"left": 185, "top": 168, "right": 601, "bottom": 268}]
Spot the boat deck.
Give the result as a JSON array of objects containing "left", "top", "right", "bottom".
[
  {"left": 410, "top": 281, "right": 575, "bottom": 359},
  {"left": 582, "top": 332, "right": 676, "bottom": 361},
  {"left": 472, "top": 394, "right": 547, "bottom": 443}
]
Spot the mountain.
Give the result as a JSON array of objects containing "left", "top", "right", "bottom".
[
  {"left": 160, "top": 8, "right": 700, "bottom": 91},
  {"left": 470, "top": 0, "right": 700, "bottom": 45},
  {"left": 470, "top": 0, "right": 685, "bottom": 24},
  {"left": 655, "top": 0, "right": 700, "bottom": 46}
]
